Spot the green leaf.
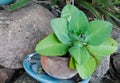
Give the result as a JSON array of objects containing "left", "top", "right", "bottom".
[
  {"left": 106, "top": 15, "right": 117, "bottom": 27},
  {"left": 95, "top": 0, "right": 113, "bottom": 8},
  {"left": 69, "top": 11, "right": 89, "bottom": 35},
  {"left": 98, "top": 7, "right": 117, "bottom": 26},
  {"left": 85, "top": 20, "right": 113, "bottom": 46},
  {"left": 7, "top": 0, "right": 30, "bottom": 11},
  {"left": 50, "top": 18, "right": 72, "bottom": 45},
  {"left": 112, "top": 1, "right": 120, "bottom": 5},
  {"left": 35, "top": 34, "right": 68, "bottom": 56},
  {"left": 75, "top": 56, "right": 96, "bottom": 79},
  {"left": 106, "top": 11, "right": 120, "bottom": 22},
  {"left": 78, "top": 0, "right": 101, "bottom": 19},
  {"left": 95, "top": 56, "right": 104, "bottom": 65},
  {"left": 61, "top": 5, "right": 80, "bottom": 22},
  {"left": 69, "top": 46, "right": 90, "bottom": 65},
  {"left": 87, "top": 37, "right": 118, "bottom": 56},
  {"left": 51, "top": 0, "right": 58, "bottom": 6},
  {"left": 69, "top": 57, "right": 76, "bottom": 69}
]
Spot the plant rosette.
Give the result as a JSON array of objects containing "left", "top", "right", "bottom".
[
  {"left": 35, "top": 5, "right": 118, "bottom": 82},
  {"left": 0, "top": 0, "right": 14, "bottom": 5}
]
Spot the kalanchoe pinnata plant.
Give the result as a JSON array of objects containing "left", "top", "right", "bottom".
[{"left": 35, "top": 5, "right": 118, "bottom": 79}]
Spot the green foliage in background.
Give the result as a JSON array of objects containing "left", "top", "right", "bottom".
[
  {"left": 35, "top": 5, "right": 118, "bottom": 79},
  {"left": 7, "top": 0, "right": 30, "bottom": 11},
  {"left": 52, "top": 0, "right": 120, "bottom": 26},
  {"left": 77, "top": 0, "right": 120, "bottom": 26},
  {"left": 7, "top": 0, "right": 120, "bottom": 26}
]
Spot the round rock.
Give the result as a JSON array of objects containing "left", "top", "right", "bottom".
[{"left": 0, "top": 3, "right": 54, "bottom": 69}]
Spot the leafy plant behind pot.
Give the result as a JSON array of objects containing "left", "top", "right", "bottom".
[
  {"left": 35, "top": 5, "right": 118, "bottom": 79},
  {"left": 7, "top": 0, "right": 30, "bottom": 11},
  {"left": 77, "top": 0, "right": 120, "bottom": 26},
  {"left": 51, "top": 0, "right": 120, "bottom": 26}
]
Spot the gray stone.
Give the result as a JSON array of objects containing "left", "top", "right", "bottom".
[
  {"left": 14, "top": 73, "right": 39, "bottom": 83},
  {"left": 112, "top": 53, "right": 120, "bottom": 74},
  {"left": 90, "top": 77, "right": 102, "bottom": 83},
  {"left": 0, "top": 69, "right": 8, "bottom": 83},
  {"left": 0, "top": 68, "right": 15, "bottom": 83},
  {"left": 111, "top": 28, "right": 120, "bottom": 52},
  {"left": 92, "top": 56, "right": 110, "bottom": 79},
  {"left": 111, "top": 28, "right": 120, "bottom": 78},
  {"left": 0, "top": 3, "right": 54, "bottom": 69},
  {"left": 102, "top": 76, "right": 120, "bottom": 83},
  {"left": 91, "top": 75, "right": 120, "bottom": 83},
  {"left": 110, "top": 53, "right": 120, "bottom": 79}
]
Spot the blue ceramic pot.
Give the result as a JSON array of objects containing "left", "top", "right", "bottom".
[
  {"left": 0, "top": 0, "right": 14, "bottom": 5},
  {"left": 23, "top": 52, "right": 91, "bottom": 83}
]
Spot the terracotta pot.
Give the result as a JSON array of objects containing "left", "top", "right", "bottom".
[{"left": 41, "top": 56, "right": 77, "bottom": 79}]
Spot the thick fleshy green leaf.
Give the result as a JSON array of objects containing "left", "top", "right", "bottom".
[
  {"left": 85, "top": 20, "right": 113, "bottom": 46},
  {"left": 69, "top": 11, "right": 89, "bottom": 35},
  {"left": 69, "top": 46, "right": 90, "bottom": 65},
  {"left": 50, "top": 18, "right": 72, "bottom": 45},
  {"left": 75, "top": 56, "right": 96, "bottom": 79},
  {"left": 35, "top": 34, "right": 68, "bottom": 56},
  {"left": 61, "top": 5, "right": 80, "bottom": 22},
  {"left": 87, "top": 37, "right": 118, "bottom": 56},
  {"left": 95, "top": 56, "right": 104, "bottom": 65}
]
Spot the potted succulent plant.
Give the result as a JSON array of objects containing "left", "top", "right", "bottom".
[{"left": 34, "top": 4, "right": 118, "bottom": 82}]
